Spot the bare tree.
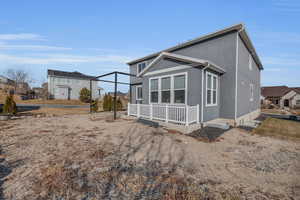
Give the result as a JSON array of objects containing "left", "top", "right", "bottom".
[{"left": 5, "top": 69, "right": 33, "bottom": 94}]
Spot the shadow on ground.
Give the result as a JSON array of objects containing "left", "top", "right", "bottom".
[
  {"left": 189, "top": 127, "right": 230, "bottom": 142},
  {"left": 0, "top": 146, "right": 25, "bottom": 200}
]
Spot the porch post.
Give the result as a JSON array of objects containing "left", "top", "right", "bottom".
[
  {"left": 166, "top": 104, "right": 169, "bottom": 123},
  {"left": 196, "top": 104, "right": 199, "bottom": 124},
  {"left": 185, "top": 105, "right": 189, "bottom": 126},
  {"left": 127, "top": 103, "right": 130, "bottom": 116},
  {"left": 137, "top": 103, "right": 140, "bottom": 118}
]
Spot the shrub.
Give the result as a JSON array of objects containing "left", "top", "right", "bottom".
[
  {"left": 79, "top": 88, "right": 91, "bottom": 103},
  {"left": 91, "top": 100, "right": 98, "bottom": 112},
  {"left": 116, "top": 97, "right": 123, "bottom": 111},
  {"left": 103, "top": 94, "right": 113, "bottom": 111},
  {"left": 3, "top": 94, "right": 17, "bottom": 115}
]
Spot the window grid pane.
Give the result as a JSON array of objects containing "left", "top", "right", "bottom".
[
  {"left": 150, "top": 79, "right": 158, "bottom": 91},
  {"left": 161, "top": 77, "right": 171, "bottom": 90},
  {"left": 174, "top": 90, "right": 185, "bottom": 104},
  {"left": 174, "top": 75, "right": 185, "bottom": 89},
  {"left": 161, "top": 91, "right": 171, "bottom": 103}
]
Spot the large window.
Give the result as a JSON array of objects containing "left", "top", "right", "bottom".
[
  {"left": 149, "top": 73, "right": 186, "bottom": 104},
  {"left": 161, "top": 77, "right": 171, "bottom": 103},
  {"left": 150, "top": 79, "right": 159, "bottom": 103},
  {"left": 206, "top": 72, "right": 218, "bottom": 106},
  {"left": 137, "top": 62, "right": 147, "bottom": 74},
  {"left": 136, "top": 86, "right": 143, "bottom": 100},
  {"left": 174, "top": 75, "right": 185, "bottom": 104}
]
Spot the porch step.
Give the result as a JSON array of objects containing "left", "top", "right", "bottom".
[{"left": 205, "top": 122, "right": 230, "bottom": 130}]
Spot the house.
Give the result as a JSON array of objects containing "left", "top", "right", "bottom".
[
  {"left": 47, "top": 69, "right": 101, "bottom": 100},
  {"left": 262, "top": 86, "right": 300, "bottom": 109},
  {"left": 16, "top": 82, "right": 30, "bottom": 95},
  {"left": 0, "top": 75, "right": 15, "bottom": 93},
  {"left": 127, "top": 24, "right": 263, "bottom": 126}
]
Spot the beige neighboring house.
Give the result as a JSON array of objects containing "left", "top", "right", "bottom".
[
  {"left": 261, "top": 86, "right": 300, "bottom": 109},
  {"left": 280, "top": 88, "right": 300, "bottom": 109}
]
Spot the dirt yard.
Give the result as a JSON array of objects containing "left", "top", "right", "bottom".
[{"left": 0, "top": 113, "right": 299, "bottom": 199}]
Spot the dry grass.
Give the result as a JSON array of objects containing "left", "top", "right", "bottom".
[
  {"left": 261, "top": 109, "right": 289, "bottom": 115},
  {"left": 16, "top": 99, "right": 89, "bottom": 105},
  {"left": 253, "top": 117, "right": 300, "bottom": 140},
  {"left": 0, "top": 113, "right": 299, "bottom": 199},
  {"left": 21, "top": 107, "right": 89, "bottom": 116}
]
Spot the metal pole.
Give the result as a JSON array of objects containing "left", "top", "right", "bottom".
[
  {"left": 114, "top": 72, "right": 117, "bottom": 120},
  {"left": 89, "top": 79, "right": 92, "bottom": 113},
  {"left": 129, "top": 84, "right": 132, "bottom": 104}
]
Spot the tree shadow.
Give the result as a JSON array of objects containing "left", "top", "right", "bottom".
[
  {"left": 0, "top": 146, "right": 26, "bottom": 200},
  {"left": 98, "top": 124, "right": 188, "bottom": 199}
]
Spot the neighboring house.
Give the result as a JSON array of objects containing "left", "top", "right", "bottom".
[
  {"left": 16, "top": 82, "right": 30, "bottom": 95},
  {"left": 127, "top": 24, "right": 263, "bottom": 126},
  {"left": 32, "top": 87, "right": 44, "bottom": 99},
  {"left": 47, "top": 69, "right": 100, "bottom": 100},
  {"left": 262, "top": 86, "right": 300, "bottom": 109},
  {"left": 0, "top": 75, "right": 15, "bottom": 92}
]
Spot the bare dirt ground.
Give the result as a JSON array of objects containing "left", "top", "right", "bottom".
[{"left": 0, "top": 113, "right": 299, "bottom": 199}]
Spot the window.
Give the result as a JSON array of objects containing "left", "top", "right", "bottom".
[
  {"left": 161, "top": 77, "right": 171, "bottom": 103},
  {"left": 150, "top": 79, "right": 159, "bottom": 103},
  {"left": 137, "top": 62, "right": 147, "bottom": 74},
  {"left": 149, "top": 73, "right": 187, "bottom": 104},
  {"left": 249, "top": 54, "right": 252, "bottom": 70},
  {"left": 136, "top": 86, "right": 143, "bottom": 100},
  {"left": 174, "top": 75, "right": 186, "bottom": 104},
  {"left": 250, "top": 83, "right": 254, "bottom": 101},
  {"left": 206, "top": 72, "right": 218, "bottom": 106},
  {"left": 296, "top": 100, "right": 300, "bottom": 105}
]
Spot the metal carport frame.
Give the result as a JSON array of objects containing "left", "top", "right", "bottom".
[{"left": 89, "top": 71, "right": 141, "bottom": 120}]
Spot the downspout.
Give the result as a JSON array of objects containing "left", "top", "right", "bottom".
[
  {"left": 235, "top": 29, "right": 243, "bottom": 123},
  {"left": 201, "top": 64, "right": 209, "bottom": 126}
]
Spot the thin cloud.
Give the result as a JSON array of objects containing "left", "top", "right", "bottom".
[
  {"left": 0, "top": 33, "right": 45, "bottom": 41},
  {"left": 0, "top": 53, "right": 133, "bottom": 65},
  {"left": 271, "top": 0, "right": 300, "bottom": 13},
  {"left": 0, "top": 44, "right": 72, "bottom": 51},
  {"left": 262, "top": 55, "right": 300, "bottom": 67}
]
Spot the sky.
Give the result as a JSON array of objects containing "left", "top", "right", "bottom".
[{"left": 0, "top": 0, "right": 299, "bottom": 92}]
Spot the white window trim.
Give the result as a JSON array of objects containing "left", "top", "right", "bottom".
[
  {"left": 136, "top": 85, "right": 143, "bottom": 100},
  {"left": 249, "top": 54, "right": 252, "bottom": 71},
  {"left": 149, "top": 78, "right": 159, "bottom": 103},
  {"left": 161, "top": 77, "right": 171, "bottom": 103},
  {"left": 250, "top": 83, "right": 254, "bottom": 101},
  {"left": 137, "top": 61, "right": 147, "bottom": 74},
  {"left": 206, "top": 71, "right": 218, "bottom": 107},
  {"left": 149, "top": 72, "right": 188, "bottom": 105}
]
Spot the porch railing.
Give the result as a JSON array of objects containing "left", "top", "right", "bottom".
[{"left": 127, "top": 103, "right": 199, "bottom": 126}]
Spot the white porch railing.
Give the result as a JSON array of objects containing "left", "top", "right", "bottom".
[{"left": 127, "top": 103, "right": 199, "bottom": 126}]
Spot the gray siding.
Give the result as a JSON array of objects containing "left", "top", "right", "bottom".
[
  {"left": 236, "top": 36, "right": 261, "bottom": 117},
  {"left": 203, "top": 70, "right": 221, "bottom": 121},
  {"left": 129, "top": 31, "right": 237, "bottom": 120}
]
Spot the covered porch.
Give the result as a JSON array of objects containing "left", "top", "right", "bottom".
[{"left": 128, "top": 103, "right": 200, "bottom": 126}]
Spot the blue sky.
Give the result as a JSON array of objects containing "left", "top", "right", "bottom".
[{"left": 0, "top": 0, "right": 299, "bottom": 92}]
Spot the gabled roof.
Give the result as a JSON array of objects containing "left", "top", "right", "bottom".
[
  {"left": 127, "top": 23, "right": 263, "bottom": 70},
  {"left": 261, "top": 86, "right": 290, "bottom": 97},
  {"left": 138, "top": 52, "right": 225, "bottom": 77},
  {"left": 290, "top": 87, "right": 300, "bottom": 94},
  {"left": 48, "top": 69, "right": 95, "bottom": 80}
]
